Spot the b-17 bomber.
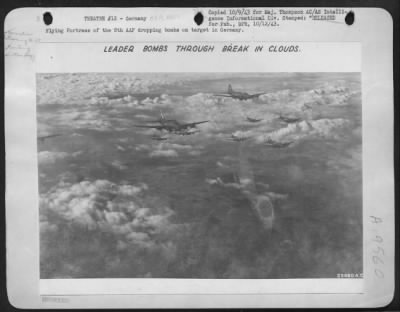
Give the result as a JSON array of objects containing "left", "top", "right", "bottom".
[
  {"left": 215, "top": 84, "right": 265, "bottom": 100},
  {"left": 151, "top": 135, "right": 169, "bottom": 141},
  {"left": 134, "top": 112, "right": 208, "bottom": 135},
  {"left": 246, "top": 116, "right": 263, "bottom": 123},
  {"left": 278, "top": 114, "right": 302, "bottom": 123}
]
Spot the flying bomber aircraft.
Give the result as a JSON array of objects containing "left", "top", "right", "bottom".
[
  {"left": 177, "top": 128, "right": 200, "bottom": 136},
  {"left": 278, "top": 114, "right": 302, "bottom": 123},
  {"left": 151, "top": 135, "right": 169, "bottom": 141},
  {"left": 302, "top": 102, "right": 313, "bottom": 111},
  {"left": 134, "top": 112, "right": 209, "bottom": 134},
  {"left": 37, "top": 134, "right": 62, "bottom": 143},
  {"left": 246, "top": 116, "right": 263, "bottom": 123},
  {"left": 215, "top": 84, "right": 265, "bottom": 100}
]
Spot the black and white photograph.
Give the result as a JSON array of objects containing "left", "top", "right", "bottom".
[
  {"left": 37, "top": 72, "right": 363, "bottom": 279},
  {"left": 5, "top": 5, "right": 395, "bottom": 308}
]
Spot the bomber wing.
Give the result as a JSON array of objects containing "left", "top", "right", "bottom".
[
  {"left": 280, "top": 116, "right": 301, "bottom": 123},
  {"left": 134, "top": 125, "right": 165, "bottom": 130},
  {"left": 38, "top": 134, "right": 62, "bottom": 139},
  {"left": 246, "top": 116, "right": 263, "bottom": 122},
  {"left": 249, "top": 92, "right": 265, "bottom": 98},
  {"left": 180, "top": 120, "right": 209, "bottom": 128},
  {"left": 278, "top": 113, "right": 302, "bottom": 123},
  {"left": 151, "top": 135, "right": 168, "bottom": 141},
  {"left": 214, "top": 94, "right": 233, "bottom": 97}
]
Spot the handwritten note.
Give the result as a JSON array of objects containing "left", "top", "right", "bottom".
[
  {"left": 4, "top": 29, "right": 39, "bottom": 60},
  {"left": 370, "top": 215, "right": 385, "bottom": 279}
]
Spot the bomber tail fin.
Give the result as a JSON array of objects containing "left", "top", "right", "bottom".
[{"left": 228, "top": 84, "right": 233, "bottom": 94}]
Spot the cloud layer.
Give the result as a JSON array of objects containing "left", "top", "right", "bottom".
[
  {"left": 38, "top": 151, "right": 69, "bottom": 164},
  {"left": 38, "top": 73, "right": 362, "bottom": 279},
  {"left": 254, "top": 118, "right": 351, "bottom": 144},
  {"left": 40, "top": 180, "right": 174, "bottom": 249}
]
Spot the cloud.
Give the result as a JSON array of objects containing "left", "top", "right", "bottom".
[
  {"left": 38, "top": 74, "right": 361, "bottom": 278},
  {"left": 111, "top": 160, "right": 128, "bottom": 170},
  {"left": 39, "top": 179, "right": 186, "bottom": 278},
  {"left": 39, "top": 108, "right": 113, "bottom": 131},
  {"left": 37, "top": 73, "right": 200, "bottom": 106},
  {"left": 206, "top": 176, "right": 282, "bottom": 199},
  {"left": 117, "top": 138, "right": 130, "bottom": 143},
  {"left": 37, "top": 74, "right": 359, "bottom": 121},
  {"left": 326, "top": 144, "right": 362, "bottom": 193},
  {"left": 265, "top": 191, "right": 288, "bottom": 201},
  {"left": 254, "top": 118, "right": 350, "bottom": 144},
  {"left": 135, "top": 144, "right": 151, "bottom": 151},
  {"left": 163, "top": 143, "right": 193, "bottom": 150},
  {"left": 258, "top": 80, "right": 358, "bottom": 111},
  {"left": 137, "top": 142, "right": 203, "bottom": 158},
  {"left": 40, "top": 180, "right": 173, "bottom": 247},
  {"left": 162, "top": 92, "right": 276, "bottom": 137},
  {"left": 141, "top": 97, "right": 159, "bottom": 106},
  {"left": 38, "top": 151, "right": 69, "bottom": 164},
  {"left": 188, "top": 150, "right": 203, "bottom": 156},
  {"left": 88, "top": 95, "right": 140, "bottom": 107},
  {"left": 162, "top": 142, "right": 204, "bottom": 156},
  {"left": 231, "top": 130, "right": 253, "bottom": 140},
  {"left": 37, "top": 75, "right": 359, "bottom": 145},
  {"left": 40, "top": 220, "right": 58, "bottom": 234},
  {"left": 149, "top": 149, "right": 179, "bottom": 158},
  {"left": 138, "top": 94, "right": 180, "bottom": 108},
  {"left": 71, "top": 151, "right": 83, "bottom": 157},
  {"left": 37, "top": 123, "right": 54, "bottom": 137},
  {"left": 38, "top": 150, "right": 83, "bottom": 165},
  {"left": 186, "top": 93, "right": 220, "bottom": 106},
  {"left": 206, "top": 177, "right": 242, "bottom": 190},
  {"left": 115, "top": 144, "right": 126, "bottom": 151},
  {"left": 135, "top": 114, "right": 153, "bottom": 119}
]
